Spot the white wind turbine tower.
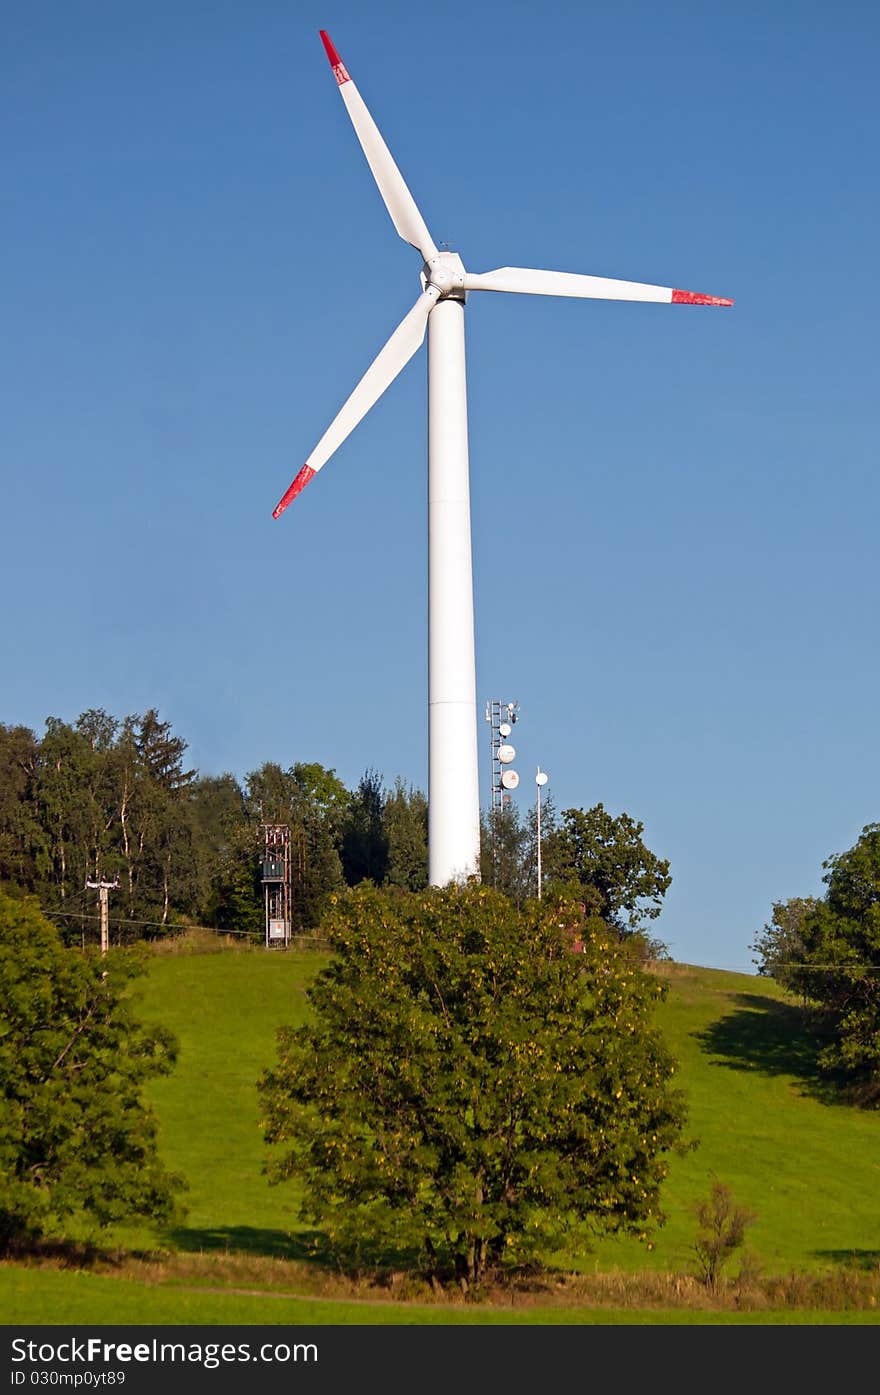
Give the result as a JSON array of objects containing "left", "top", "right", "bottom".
[{"left": 273, "top": 31, "right": 733, "bottom": 888}]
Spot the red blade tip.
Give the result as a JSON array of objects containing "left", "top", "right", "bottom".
[
  {"left": 319, "top": 31, "right": 350, "bottom": 84},
  {"left": 672, "top": 289, "right": 734, "bottom": 307},
  {"left": 272, "top": 464, "right": 316, "bottom": 519}
]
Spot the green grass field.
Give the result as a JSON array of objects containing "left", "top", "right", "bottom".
[
  {"left": 3, "top": 945, "right": 879, "bottom": 1324},
  {"left": 3, "top": 1264, "right": 878, "bottom": 1325}
]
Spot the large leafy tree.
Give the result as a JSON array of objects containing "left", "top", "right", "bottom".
[
  {"left": 543, "top": 803, "right": 671, "bottom": 938},
  {"left": 259, "top": 884, "right": 687, "bottom": 1289},
  {"left": 751, "top": 896, "right": 820, "bottom": 985},
  {"left": 0, "top": 890, "right": 185, "bottom": 1249},
  {"left": 756, "top": 824, "right": 880, "bottom": 1098}
]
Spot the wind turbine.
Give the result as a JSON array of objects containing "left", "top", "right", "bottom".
[{"left": 273, "top": 30, "right": 733, "bottom": 888}]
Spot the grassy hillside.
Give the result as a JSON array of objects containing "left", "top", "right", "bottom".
[
  {"left": 123, "top": 946, "right": 323, "bottom": 1253},
  {"left": 3, "top": 942, "right": 879, "bottom": 1322},
  {"left": 118, "top": 948, "right": 880, "bottom": 1277},
  {"left": 113, "top": 949, "right": 880, "bottom": 1273},
  {"left": 589, "top": 963, "right": 880, "bottom": 1274}
]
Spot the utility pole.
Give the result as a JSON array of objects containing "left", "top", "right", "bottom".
[{"left": 85, "top": 878, "right": 119, "bottom": 956}]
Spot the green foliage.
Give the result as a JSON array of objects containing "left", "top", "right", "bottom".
[
  {"left": 756, "top": 824, "right": 880, "bottom": 1099},
  {"left": 0, "top": 705, "right": 442, "bottom": 943},
  {"left": 258, "top": 884, "right": 687, "bottom": 1288},
  {"left": 340, "top": 769, "right": 389, "bottom": 886},
  {"left": 480, "top": 794, "right": 560, "bottom": 906},
  {"left": 0, "top": 724, "right": 43, "bottom": 889},
  {"left": 190, "top": 775, "right": 255, "bottom": 932},
  {"left": 290, "top": 762, "right": 349, "bottom": 824},
  {"left": 245, "top": 761, "right": 346, "bottom": 932},
  {"left": 751, "top": 897, "right": 820, "bottom": 987},
  {"left": 543, "top": 803, "right": 672, "bottom": 938},
  {"left": 751, "top": 897, "right": 817, "bottom": 977},
  {"left": 691, "top": 1181, "right": 756, "bottom": 1291},
  {"left": 133, "top": 710, "right": 196, "bottom": 792},
  {"left": 0, "top": 890, "right": 185, "bottom": 1249},
  {"left": 383, "top": 779, "right": 428, "bottom": 892},
  {"left": 480, "top": 805, "right": 531, "bottom": 904},
  {"left": 211, "top": 829, "right": 264, "bottom": 939},
  {"left": 18, "top": 709, "right": 204, "bottom": 940}
]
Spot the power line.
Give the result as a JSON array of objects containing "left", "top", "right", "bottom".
[
  {"left": 49, "top": 909, "right": 253, "bottom": 937},
  {"left": 44, "top": 911, "right": 880, "bottom": 968}
]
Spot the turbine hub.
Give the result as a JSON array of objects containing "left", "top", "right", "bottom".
[{"left": 424, "top": 251, "right": 467, "bottom": 301}]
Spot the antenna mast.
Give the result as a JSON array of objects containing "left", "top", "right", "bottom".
[{"left": 485, "top": 700, "right": 520, "bottom": 810}]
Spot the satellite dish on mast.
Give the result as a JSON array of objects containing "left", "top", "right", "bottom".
[
  {"left": 536, "top": 769, "right": 548, "bottom": 787},
  {"left": 501, "top": 769, "right": 519, "bottom": 790},
  {"left": 497, "top": 743, "right": 516, "bottom": 764},
  {"left": 499, "top": 722, "right": 511, "bottom": 738}
]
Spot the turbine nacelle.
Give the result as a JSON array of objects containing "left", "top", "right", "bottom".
[{"left": 423, "top": 252, "right": 467, "bottom": 302}]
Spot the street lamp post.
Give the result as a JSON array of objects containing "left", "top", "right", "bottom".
[{"left": 535, "top": 768, "right": 548, "bottom": 899}]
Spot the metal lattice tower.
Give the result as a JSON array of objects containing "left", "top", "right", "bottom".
[
  {"left": 485, "top": 700, "right": 519, "bottom": 810},
  {"left": 260, "top": 824, "right": 291, "bottom": 949}
]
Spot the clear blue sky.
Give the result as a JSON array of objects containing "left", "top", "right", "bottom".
[{"left": 3, "top": 1, "right": 878, "bottom": 972}]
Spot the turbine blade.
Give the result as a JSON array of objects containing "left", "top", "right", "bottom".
[
  {"left": 463, "top": 266, "right": 733, "bottom": 306},
  {"left": 319, "top": 31, "right": 438, "bottom": 261},
  {"left": 272, "top": 288, "right": 439, "bottom": 519}
]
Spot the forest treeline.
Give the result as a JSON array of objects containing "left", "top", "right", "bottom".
[
  {"left": 0, "top": 708, "right": 672, "bottom": 949},
  {"left": 0, "top": 709, "right": 431, "bottom": 943}
]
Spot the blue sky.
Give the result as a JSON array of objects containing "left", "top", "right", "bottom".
[{"left": 3, "top": 1, "right": 878, "bottom": 972}]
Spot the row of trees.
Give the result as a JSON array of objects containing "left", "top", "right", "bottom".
[
  {"left": 0, "top": 711, "right": 428, "bottom": 943},
  {"left": 752, "top": 823, "right": 880, "bottom": 1100},
  {"left": 0, "top": 710, "right": 672, "bottom": 952}
]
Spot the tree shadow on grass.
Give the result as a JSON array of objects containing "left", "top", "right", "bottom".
[
  {"left": 815, "top": 1249, "right": 880, "bottom": 1271},
  {"left": 695, "top": 993, "right": 840, "bottom": 1104},
  {"left": 165, "top": 1225, "right": 332, "bottom": 1263},
  {"left": 165, "top": 1224, "right": 424, "bottom": 1275}
]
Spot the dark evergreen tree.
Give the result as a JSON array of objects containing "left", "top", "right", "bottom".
[
  {"left": 134, "top": 710, "right": 196, "bottom": 792},
  {"left": 383, "top": 778, "right": 428, "bottom": 891},
  {"left": 341, "top": 769, "right": 389, "bottom": 886}
]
